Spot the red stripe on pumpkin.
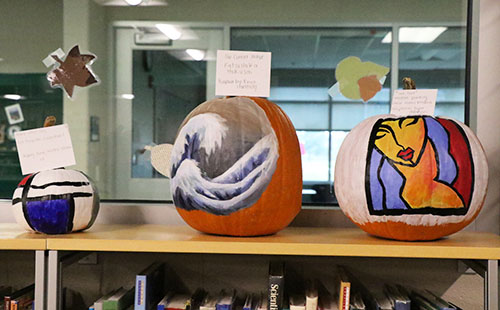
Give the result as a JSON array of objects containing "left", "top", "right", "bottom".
[
  {"left": 437, "top": 118, "right": 473, "bottom": 207},
  {"left": 18, "top": 174, "right": 33, "bottom": 187}
]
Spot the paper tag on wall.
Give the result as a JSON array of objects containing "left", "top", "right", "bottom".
[
  {"left": 215, "top": 50, "right": 271, "bottom": 97},
  {"left": 390, "top": 89, "right": 438, "bottom": 116},
  {"left": 14, "top": 124, "right": 76, "bottom": 175}
]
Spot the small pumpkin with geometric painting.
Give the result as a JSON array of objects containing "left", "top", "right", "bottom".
[
  {"left": 11, "top": 116, "right": 99, "bottom": 234},
  {"left": 12, "top": 169, "right": 100, "bottom": 234}
]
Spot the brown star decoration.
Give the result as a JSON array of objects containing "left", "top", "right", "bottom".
[{"left": 47, "top": 45, "right": 99, "bottom": 98}]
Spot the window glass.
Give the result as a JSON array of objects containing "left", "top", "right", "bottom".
[
  {"left": 232, "top": 27, "right": 391, "bottom": 204},
  {"left": 0, "top": 0, "right": 470, "bottom": 206},
  {"left": 398, "top": 26, "right": 467, "bottom": 122},
  {"left": 277, "top": 103, "right": 329, "bottom": 130},
  {"left": 131, "top": 50, "right": 207, "bottom": 179},
  {"left": 0, "top": 74, "right": 62, "bottom": 197},
  {"left": 297, "top": 131, "right": 330, "bottom": 182}
]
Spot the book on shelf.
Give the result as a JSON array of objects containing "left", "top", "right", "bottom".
[
  {"left": 268, "top": 261, "right": 285, "bottom": 310},
  {"left": 305, "top": 280, "right": 318, "bottom": 310},
  {"left": 337, "top": 266, "right": 383, "bottom": 310},
  {"left": 157, "top": 293, "right": 191, "bottom": 310},
  {"left": 156, "top": 292, "right": 173, "bottom": 310},
  {"left": 384, "top": 284, "right": 410, "bottom": 310},
  {"left": 349, "top": 291, "right": 365, "bottom": 310},
  {"left": 242, "top": 294, "right": 252, "bottom": 310},
  {"left": 336, "top": 267, "right": 350, "bottom": 310},
  {"left": 4, "top": 284, "right": 34, "bottom": 310},
  {"left": 243, "top": 294, "right": 259, "bottom": 310},
  {"left": 134, "top": 262, "right": 165, "bottom": 310},
  {"left": 190, "top": 289, "right": 207, "bottom": 310},
  {"left": 103, "top": 287, "right": 135, "bottom": 310},
  {"left": 200, "top": 294, "right": 217, "bottom": 310},
  {"left": 215, "top": 290, "right": 236, "bottom": 310},
  {"left": 94, "top": 289, "right": 120, "bottom": 310},
  {"left": 11, "top": 297, "right": 34, "bottom": 310},
  {"left": 372, "top": 291, "right": 392, "bottom": 310}
]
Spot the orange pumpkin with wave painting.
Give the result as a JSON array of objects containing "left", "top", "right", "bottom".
[{"left": 170, "top": 97, "right": 302, "bottom": 236}]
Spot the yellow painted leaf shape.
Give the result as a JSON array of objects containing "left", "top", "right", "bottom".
[{"left": 335, "top": 56, "right": 389, "bottom": 101}]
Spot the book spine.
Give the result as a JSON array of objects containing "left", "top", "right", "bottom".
[
  {"left": 268, "top": 275, "right": 284, "bottom": 310},
  {"left": 394, "top": 302, "right": 410, "bottom": 310},
  {"left": 5, "top": 296, "right": 10, "bottom": 310},
  {"left": 305, "top": 296, "right": 317, "bottom": 310},
  {"left": 339, "top": 282, "right": 350, "bottom": 310},
  {"left": 135, "top": 275, "right": 147, "bottom": 310},
  {"left": 95, "top": 301, "right": 105, "bottom": 310}
]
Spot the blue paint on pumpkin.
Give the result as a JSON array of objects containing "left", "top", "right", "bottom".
[{"left": 26, "top": 199, "right": 70, "bottom": 234}]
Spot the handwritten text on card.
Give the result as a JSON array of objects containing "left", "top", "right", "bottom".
[
  {"left": 390, "top": 89, "right": 438, "bottom": 116},
  {"left": 216, "top": 50, "right": 271, "bottom": 97},
  {"left": 15, "top": 124, "right": 76, "bottom": 175}
]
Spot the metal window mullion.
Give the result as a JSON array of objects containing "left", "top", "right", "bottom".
[
  {"left": 390, "top": 25, "right": 400, "bottom": 105},
  {"left": 327, "top": 96, "right": 333, "bottom": 183}
]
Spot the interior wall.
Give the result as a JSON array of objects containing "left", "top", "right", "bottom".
[
  {"left": 0, "top": 0, "right": 62, "bottom": 73},
  {"left": 473, "top": 0, "right": 500, "bottom": 234},
  {"left": 106, "top": 0, "right": 466, "bottom": 24}
]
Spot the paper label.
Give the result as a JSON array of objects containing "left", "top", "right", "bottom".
[
  {"left": 215, "top": 50, "right": 271, "bottom": 97},
  {"left": 15, "top": 124, "right": 76, "bottom": 175},
  {"left": 390, "top": 89, "right": 437, "bottom": 116}
]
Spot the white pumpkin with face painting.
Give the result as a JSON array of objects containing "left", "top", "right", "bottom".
[{"left": 334, "top": 114, "right": 488, "bottom": 241}]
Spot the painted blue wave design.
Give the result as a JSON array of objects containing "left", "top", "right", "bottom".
[{"left": 170, "top": 113, "right": 279, "bottom": 215}]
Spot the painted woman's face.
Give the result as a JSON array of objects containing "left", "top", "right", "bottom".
[{"left": 373, "top": 117, "right": 426, "bottom": 166}]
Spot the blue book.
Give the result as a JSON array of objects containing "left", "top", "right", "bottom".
[
  {"left": 134, "top": 262, "right": 164, "bottom": 310},
  {"left": 215, "top": 290, "right": 236, "bottom": 310}
]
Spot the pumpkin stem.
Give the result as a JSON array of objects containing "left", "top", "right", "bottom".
[
  {"left": 43, "top": 116, "right": 56, "bottom": 127},
  {"left": 402, "top": 77, "right": 416, "bottom": 90}
]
